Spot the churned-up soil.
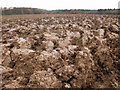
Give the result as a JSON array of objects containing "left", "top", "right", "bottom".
[{"left": 1, "top": 14, "right": 120, "bottom": 88}]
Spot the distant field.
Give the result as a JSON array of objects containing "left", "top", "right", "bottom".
[
  {"left": 2, "top": 14, "right": 120, "bottom": 19},
  {"left": 1, "top": 14, "right": 120, "bottom": 88}
]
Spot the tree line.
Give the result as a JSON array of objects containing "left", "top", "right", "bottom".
[{"left": 1, "top": 7, "right": 120, "bottom": 15}]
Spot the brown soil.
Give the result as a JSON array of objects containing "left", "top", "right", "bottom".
[{"left": 1, "top": 14, "right": 120, "bottom": 88}]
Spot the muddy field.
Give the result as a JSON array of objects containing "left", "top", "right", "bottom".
[{"left": 1, "top": 14, "right": 120, "bottom": 88}]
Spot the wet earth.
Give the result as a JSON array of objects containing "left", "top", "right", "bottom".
[{"left": 1, "top": 14, "right": 120, "bottom": 88}]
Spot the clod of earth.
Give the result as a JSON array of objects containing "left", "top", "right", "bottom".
[{"left": 1, "top": 14, "right": 120, "bottom": 88}]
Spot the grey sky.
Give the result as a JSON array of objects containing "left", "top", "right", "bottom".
[{"left": 1, "top": 0, "right": 119, "bottom": 10}]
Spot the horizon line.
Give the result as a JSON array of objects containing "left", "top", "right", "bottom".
[{"left": 1, "top": 7, "right": 119, "bottom": 11}]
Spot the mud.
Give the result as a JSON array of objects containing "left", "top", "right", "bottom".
[{"left": 1, "top": 14, "right": 120, "bottom": 88}]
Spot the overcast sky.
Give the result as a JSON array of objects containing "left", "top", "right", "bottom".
[{"left": 1, "top": 0, "right": 119, "bottom": 10}]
